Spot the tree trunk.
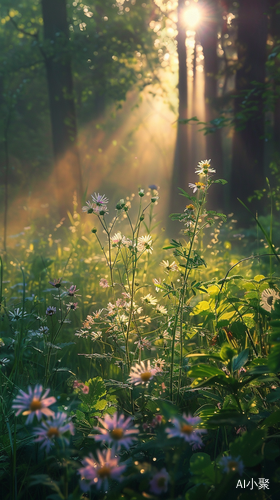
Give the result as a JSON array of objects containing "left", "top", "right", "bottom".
[
  {"left": 269, "top": 0, "right": 280, "bottom": 151},
  {"left": 199, "top": 0, "right": 224, "bottom": 211},
  {"left": 168, "top": 0, "right": 189, "bottom": 234},
  {"left": 41, "top": 0, "right": 83, "bottom": 217},
  {"left": 230, "top": 0, "right": 268, "bottom": 218}
]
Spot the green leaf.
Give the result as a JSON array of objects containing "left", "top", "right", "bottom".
[
  {"left": 232, "top": 349, "right": 249, "bottom": 372},
  {"left": 261, "top": 409, "right": 280, "bottom": 428},
  {"left": 92, "top": 399, "right": 107, "bottom": 411},
  {"left": 230, "top": 428, "right": 266, "bottom": 467}
]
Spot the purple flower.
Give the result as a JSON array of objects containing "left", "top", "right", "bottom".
[
  {"left": 33, "top": 412, "right": 75, "bottom": 452},
  {"left": 67, "top": 285, "right": 79, "bottom": 296},
  {"left": 149, "top": 184, "right": 158, "bottom": 190},
  {"left": 78, "top": 449, "right": 126, "bottom": 492},
  {"left": 91, "top": 413, "right": 139, "bottom": 450},
  {"left": 46, "top": 306, "right": 56, "bottom": 316},
  {"left": 219, "top": 455, "right": 244, "bottom": 476},
  {"left": 12, "top": 384, "right": 56, "bottom": 424},
  {"left": 149, "top": 468, "right": 170, "bottom": 495},
  {"left": 91, "top": 193, "right": 109, "bottom": 206},
  {"left": 49, "top": 279, "right": 62, "bottom": 288},
  {"left": 166, "top": 413, "right": 207, "bottom": 446}
]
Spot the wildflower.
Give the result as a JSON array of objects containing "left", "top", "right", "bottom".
[
  {"left": 149, "top": 468, "right": 170, "bottom": 495},
  {"left": 153, "top": 277, "right": 162, "bottom": 292},
  {"left": 185, "top": 204, "right": 195, "bottom": 212},
  {"left": 160, "top": 260, "right": 178, "bottom": 273},
  {"left": 141, "top": 294, "right": 157, "bottom": 305},
  {"left": 46, "top": 306, "right": 56, "bottom": 316},
  {"left": 74, "top": 381, "right": 90, "bottom": 394},
  {"left": 188, "top": 182, "right": 206, "bottom": 193},
  {"left": 99, "top": 278, "right": 109, "bottom": 288},
  {"left": 67, "top": 302, "right": 78, "bottom": 311},
  {"left": 49, "top": 278, "right": 62, "bottom": 288},
  {"left": 135, "top": 337, "right": 152, "bottom": 350},
  {"left": 67, "top": 285, "right": 79, "bottom": 296},
  {"left": 138, "top": 188, "right": 145, "bottom": 197},
  {"left": 33, "top": 412, "right": 74, "bottom": 453},
  {"left": 91, "top": 193, "right": 109, "bottom": 206},
  {"left": 82, "top": 200, "right": 95, "bottom": 213},
  {"left": 12, "top": 384, "right": 56, "bottom": 424},
  {"left": 107, "top": 302, "right": 116, "bottom": 315},
  {"left": 38, "top": 326, "right": 49, "bottom": 335},
  {"left": 219, "top": 455, "right": 244, "bottom": 476},
  {"left": 9, "top": 308, "right": 28, "bottom": 322},
  {"left": 154, "top": 358, "right": 166, "bottom": 372},
  {"left": 92, "top": 309, "right": 103, "bottom": 319},
  {"left": 116, "top": 298, "right": 126, "bottom": 308},
  {"left": 91, "top": 413, "right": 139, "bottom": 450},
  {"left": 137, "top": 235, "right": 153, "bottom": 254},
  {"left": 78, "top": 449, "right": 126, "bottom": 492},
  {"left": 116, "top": 199, "right": 126, "bottom": 210},
  {"left": 128, "top": 360, "right": 157, "bottom": 385},
  {"left": 195, "top": 159, "right": 216, "bottom": 175},
  {"left": 260, "top": 288, "right": 280, "bottom": 312},
  {"left": 156, "top": 304, "right": 168, "bottom": 315},
  {"left": 122, "top": 236, "right": 133, "bottom": 247},
  {"left": 149, "top": 184, "right": 158, "bottom": 190},
  {"left": 111, "top": 232, "right": 123, "bottom": 245},
  {"left": 166, "top": 413, "right": 206, "bottom": 446}
]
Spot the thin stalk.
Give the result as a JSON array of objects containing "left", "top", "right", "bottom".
[{"left": 171, "top": 189, "right": 206, "bottom": 402}]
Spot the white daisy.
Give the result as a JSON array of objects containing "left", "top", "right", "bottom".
[
  {"left": 195, "top": 159, "right": 216, "bottom": 175},
  {"left": 260, "top": 288, "right": 280, "bottom": 312},
  {"left": 128, "top": 360, "right": 157, "bottom": 385},
  {"left": 141, "top": 294, "right": 157, "bottom": 305},
  {"left": 188, "top": 182, "right": 206, "bottom": 193},
  {"left": 137, "top": 235, "right": 153, "bottom": 254},
  {"left": 160, "top": 260, "right": 178, "bottom": 273}
]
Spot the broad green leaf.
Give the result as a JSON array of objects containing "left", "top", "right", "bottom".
[
  {"left": 191, "top": 301, "right": 211, "bottom": 315},
  {"left": 232, "top": 348, "right": 249, "bottom": 372},
  {"left": 254, "top": 275, "right": 265, "bottom": 282},
  {"left": 230, "top": 428, "right": 266, "bottom": 467}
]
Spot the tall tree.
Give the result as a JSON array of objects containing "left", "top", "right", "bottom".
[
  {"left": 168, "top": 0, "right": 189, "bottom": 233},
  {"left": 268, "top": 0, "right": 280, "bottom": 152},
  {"left": 230, "top": 0, "right": 268, "bottom": 216},
  {"left": 41, "top": 0, "right": 83, "bottom": 217},
  {"left": 199, "top": 0, "right": 224, "bottom": 210}
]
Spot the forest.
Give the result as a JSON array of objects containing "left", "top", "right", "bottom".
[{"left": 1, "top": 1, "right": 280, "bottom": 499}]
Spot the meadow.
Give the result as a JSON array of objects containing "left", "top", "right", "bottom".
[{"left": 1, "top": 161, "right": 280, "bottom": 500}]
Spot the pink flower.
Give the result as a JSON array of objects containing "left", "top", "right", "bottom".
[
  {"left": 149, "top": 468, "right": 170, "bottom": 495},
  {"left": 78, "top": 449, "right": 126, "bottom": 492},
  {"left": 166, "top": 413, "right": 206, "bottom": 446},
  {"left": 67, "top": 285, "right": 79, "bottom": 296},
  {"left": 91, "top": 413, "right": 139, "bottom": 450},
  {"left": 12, "top": 384, "right": 56, "bottom": 424},
  {"left": 82, "top": 385, "right": 89, "bottom": 394},
  {"left": 33, "top": 412, "right": 75, "bottom": 452},
  {"left": 99, "top": 278, "right": 109, "bottom": 288}
]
